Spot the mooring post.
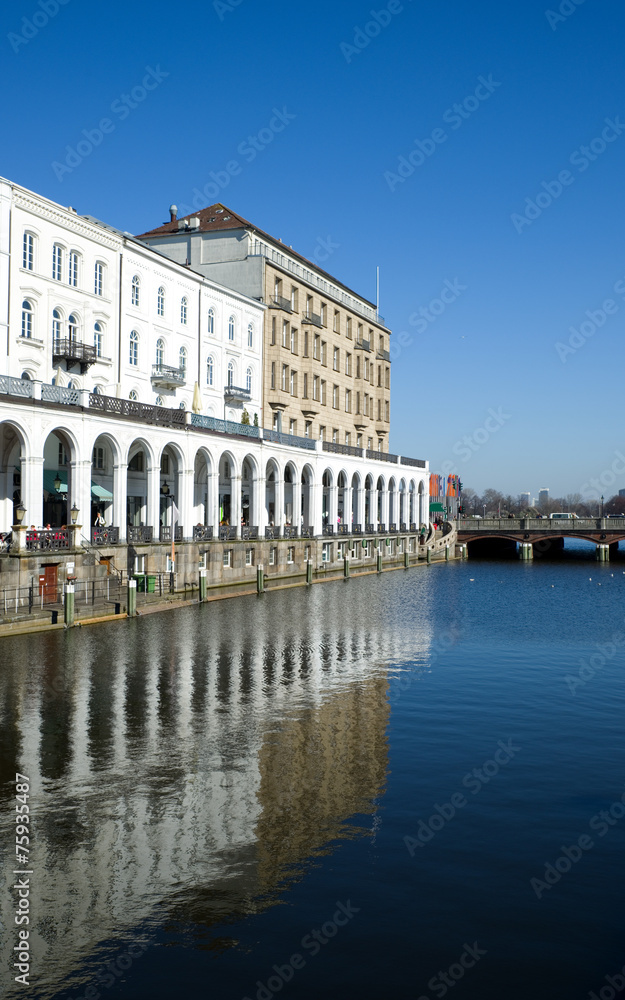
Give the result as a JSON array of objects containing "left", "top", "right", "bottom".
[
  {"left": 199, "top": 568, "right": 207, "bottom": 603},
  {"left": 344, "top": 556, "right": 350, "bottom": 579},
  {"left": 445, "top": 545, "right": 450, "bottom": 561},
  {"left": 128, "top": 578, "right": 137, "bottom": 617},
  {"left": 257, "top": 564, "right": 264, "bottom": 594},
  {"left": 377, "top": 551, "right": 382, "bottom": 574},
  {"left": 404, "top": 550, "right": 409, "bottom": 568},
  {"left": 426, "top": 548, "right": 431, "bottom": 564},
  {"left": 306, "top": 559, "right": 313, "bottom": 585},
  {"left": 64, "top": 582, "right": 74, "bottom": 627}
]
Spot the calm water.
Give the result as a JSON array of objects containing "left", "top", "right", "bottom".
[{"left": 1, "top": 548, "right": 625, "bottom": 999}]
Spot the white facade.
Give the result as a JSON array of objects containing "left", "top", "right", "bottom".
[{"left": 0, "top": 178, "right": 264, "bottom": 421}]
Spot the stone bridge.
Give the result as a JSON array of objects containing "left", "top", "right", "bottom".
[{"left": 456, "top": 517, "right": 625, "bottom": 560}]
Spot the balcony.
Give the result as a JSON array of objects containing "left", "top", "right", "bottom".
[
  {"left": 302, "top": 311, "right": 323, "bottom": 328},
  {"left": 355, "top": 339, "right": 371, "bottom": 352},
  {"left": 224, "top": 383, "right": 252, "bottom": 404},
  {"left": 151, "top": 363, "right": 186, "bottom": 390},
  {"left": 376, "top": 348, "right": 390, "bottom": 362},
  {"left": 269, "top": 295, "right": 292, "bottom": 312},
  {"left": 53, "top": 338, "right": 97, "bottom": 373}
]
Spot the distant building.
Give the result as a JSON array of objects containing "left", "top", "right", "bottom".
[
  {"left": 619, "top": 489, "right": 625, "bottom": 497},
  {"left": 538, "top": 488, "right": 549, "bottom": 505},
  {"left": 520, "top": 492, "right": 531, "bottom": 508}
]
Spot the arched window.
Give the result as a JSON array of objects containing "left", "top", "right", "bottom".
[
  {"left": 69, "top": 250, "right": 79, "bottom": 287},
  {"left": 155, "top": 395, "right": 164, "bottom": 407},
  {"left": 129, "top": 329, "right": 139, "bottom": 366},
  {"left": 21, "top": 371, "right": 31, "bottom": 381},
  {"left": 206, "top": 355, "right": 214, "bottom": 386},
  {"left": 227, "top": 360, "right": 234, "bottom": 387},
  {"left": 129, "top": 389, "right": 138, "bottom": 401},
  {"left": 208, "top": 307, "right": 215, "bottom": 334},
  {"left": 21, "top": 300, "right": 33, "bottom": 339},
  {"left": 52, "top": 244, "right": 63, "bottom": 281},
  {"left": 94, "top": 261, "right": 104, "bottom": 296},
  {"left": 131, "top": 275, "right": 140, "bottom": 307},
  {"left": 67, "top": 380, "right": 76, "bottom": 390},
  {"left": 155, "top": 338, "right": 164, "bottom": 367},
  {"left": 92, "top": 385, "right": 102, "bottom": 395},
  {"left": 180, "top": 297, "right": 188, "bottom": 324},
  {"left": 52, "top": 308, "right": 61, "bottom": 349},
  {"left": 23, "top": 233, "right": 34, "bottom": 271},
  {"left": 68, "top": 313, "right": 78, "bottom": 343},
  {"left": 179, "top": 346, "right": 187, "bottom": 374},
  {"left": 228, "top": 315, "right": 235, "bottom": 341},
  {"left": 247, "top": 322, "right": 253, "bottom": 348},
  {"left": 246, "top": 366, "right": 252, "bottom": 393},
  {"left": 179, "top": 400, "right": 186, "bottom": 410},
  {"left": 94, "top": 322, "right": 103, "bottom": 357},
  {"left": 157, "top": 286, "right": 165, "bottom": 316}
]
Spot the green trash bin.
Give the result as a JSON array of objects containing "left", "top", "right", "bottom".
[
  {"left": 134, "top": 573, "right": 146, "bottom": 593},
  {"left": 146, "top": 575, "right": 156, "bottom": 594}
]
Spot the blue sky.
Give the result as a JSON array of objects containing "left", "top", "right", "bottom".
[{"left": 2, "top": 0, "right": 624, "bottom": 496}]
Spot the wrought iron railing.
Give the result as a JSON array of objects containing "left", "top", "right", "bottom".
[
  {"left": 92, "top": 526, "right": 120, "bottom": 545},
  {"left": 302, "top": 311, "right": 323, "bottom": 328},
  {"left": 89, "top": 394, "right": 186, "bottom": 427},
  {"left": 338, "top": 524, "right": 350, "bottom": 535},
  {"left": 52, "top": 339, "right": 97, "bottom": 368},
  {"left": 269, "top": 295, "right": 292, "bottom": 312},
  {"left": 192, "top": 525, "right": 214, "bottom": 541},
  {"left": 410, "top": 523, "right": 417, "bottom": 532},
  {"left": 263, "top": 428, "right": 316, "bottom": 450},
  {"left": 191, "top": 413, "right": 260, "bottom": 438},
  {"left": 400, "top": 523, "right": 407, "bottom": 532},
  {"left": 377, "top": 524, "right": 386, "bottom": 533},
  {"left": 224, "top": 384, "right": 252, "bottom": 402},
  {"left": 265, "top": 526, "right": 281, "bottom": 539},
  {"left": 366, "top": 450, "right": 398, "bottom": 464},
  {"left": 283, "top": 526, "right": 298, "bottom": 539},
  {"left": 352, "top": 524, "right": 362, "bottom": 534},
  {"left": 241, "top": 526, "right": 259, "bottom": 540},
  {"left": 301, "top": 526, "right": 314, "bottom": 538},
  {"left": 26, "top": 529, "right": 69, "bottom": 551},
  {"left": 376, "top": 349, "right": 391, "bottom": 361},
  {"left": 128, "top": 526, "right": 153, "bottom": 543},
  {"left": 159, "top": 525, "right": 183, "bottom": 542},
  {"left": 322, "top": 441, "right": 364, "bottom": 457},
  {"left": 151, "top": 363, "right": 186, "bottom": 385},
  {"left": 219, "top": 526, "right": 238, "bottom": 541},
  {"left": 389, "top": 524, "right": 397, "bottom": 533},
  {"left": 322, "top": 525, "right": 334, "bottom": 536},
  {"left": 400, "top": 456, "right": 426, "bottom": 469},
  {"left": 365, "top": 523, "right": 375, "bottom": 534},
  {"left": 355, "top": 339, "right": 371, "bottom": 352}
]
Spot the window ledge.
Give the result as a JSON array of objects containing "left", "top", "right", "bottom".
[{"left": 15, "top": 336, "right": 44, "bottom": 349}]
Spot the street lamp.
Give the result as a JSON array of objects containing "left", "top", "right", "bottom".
[
  {"left": 160, "top": 482, "right": 169, "bottom": 496},
  {"left": 70, "top": 503, "right": 79, "bottom": 524},
  {"left": 601, "top": 495, "right": 605, "bottom": 518},
  {"left": 14, "top": 502, "right": 26, "bottom": 524},
  {"left": 483, "top": 505, "right": 487, "bottom": 519},
  {"left": 53, "top": 472, "right": 62, "bottom": 492}
]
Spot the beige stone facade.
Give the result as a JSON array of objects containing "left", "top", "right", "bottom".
[{"left": 263, "top": 263, "right": 391, "bottom": 450}]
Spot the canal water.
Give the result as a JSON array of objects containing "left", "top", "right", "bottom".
[{"left": 1, "top": 549, "right": 624, "bottom": 999}]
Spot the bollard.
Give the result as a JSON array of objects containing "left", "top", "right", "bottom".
[
  {"left": 445, "top": 545, "right": 450, "bottom": 562},
  {"left": 344, "top": 556, "right": 350, "bottom": 579},
  {"left": 128, "top": 578, "right": 137, "bottom": 618},
  {"left": 306, "top": 559, "right": 313, "bottom": 585},
  {"left": 377, "top": 552, "right": 382, "bottom": 574},
  {"left": 64, "top": 582, "right": 75, "bottom": 627},
  {"left": 257, "top": 564, "right": 264, "bottom": 594},
  {"left": 404, "top": 551, "right": 409, "bottom": 569},
  {"left": 426, "top": 548, "right": 431, "bottom": 564},
  {"left": 199, "top": 568, "right": 207, "bottom": 603}
]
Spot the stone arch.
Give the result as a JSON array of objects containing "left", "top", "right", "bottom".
[
  {"left": 284, "top": 460, "right": 298, "bottom": 526},
  {"left": 193, "top": 445, "right": 217, "bottom": 528},
  {"left": 301, "top": 463, "right": 315, "bottom": 530},
  {"left": 42, "top": 426, "right": 81, "bottom": 528},
  {"left": 0, "top": 419, "right": 31, "bottom": 531},
  {"left": 218, "top": 449, "right": 238, "bottom": 527},
  {"left": 90, "top": 430, "right": 121, "bottom": 531},
  {"left": 125, "top": 437, "right": 155, "bottom": 530},
  {"left": 265, "top": 457, "right": 280, "bottom": 527},
  {"left": 241, "top": 453, "right": 260, "bottom": 527}
]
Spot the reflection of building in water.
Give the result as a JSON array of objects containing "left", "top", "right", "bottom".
[{"left": 0, "top": 588, "right": 433, "bottom": 998}]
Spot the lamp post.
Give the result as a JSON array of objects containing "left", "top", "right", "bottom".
[
  {"left": 54, "top": 472, "right": 62, "bottom": 492},
  {"left": 601, "top": 494, "right": 605, "bottom": 518},
  {"left": 483, "top": 504, "right": 487, "bottom": 519},
  {"left": 14, "top": 502, "right": 26, "bottom": 525},
  {"left": 71, "top": 503, "right": 79, "bottom": 524}
]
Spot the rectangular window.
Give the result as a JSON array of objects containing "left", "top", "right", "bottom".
[
  {"left": 245, "top": 548, "right": 254, "bottom": 566},
  {"left": 357, "top": 433, "right": 362, "bottom": 448},
  {"left": 306, "top": 294, "right": 313, "bottom": 319},
  {"left": 313, "top": 376, "right": 319, "bottom": 401},
  {"left": 332, "top": 428, "right": 338, "bottom": 443},
  {"left": 128, "top": 452, "right": 143, "bottom": 472},
  {"left": 282, "top": 364, "right": 288, "bottom": 391},
  {"left": 346, "top": 317, "right": 352, "bottom": 339},
  {"left": 320, "top": 303, "right": 327, "bottom": 326},
  {"left": 223, "top": 550, "right": 231, "bottom": 568},
  {"left": 319, "top": 425, "right": 325, "bottom": 441},
  {"left": 291, "top": 328, "right": 297, "bottom": 354},
  {"left": 333, "top": 311, "right": 340, "bottom": 333},
  {"left": 271, "top": 361, "right": 275, "bottom": 389},
  {"left": 320, "top": 380, "right": 326, "bottom": 405},
  {"left": 345, "top": 389, "right": 351, "bottom": 413},
  {"left": 92, "top": 447, "right": 104, "bottom": 469},
  {"left": 332, "top": 384, "right": 338, "bottom": 409},
  {"left": 378, "top": 399, "right": 382, "bottom": 421},
  {"left": 322, "top": 542, "right": 331, "bottom": 563},
  {"left": 364, "top": 357, "right": 369, "bottom": 380},
  {"left": 23, "top": 233, "right": 34, "bottom": 270},
  {"left": 385, "top": 367, "right": 390, "bottom": 389},
  {"left": 333, "top": 347, "right": 339, "bottom": 371},
  {"left": 345, "top": 431, "right": 351, "bottom": 446},
  {"left": 305, "top": 421, "right": 312, "bottom": 438},
  {"left": 94, "top": 262, "right": 103, "bottom": 296},
  {"left": 287, "top": 546, "right": 295, "bottom": 564},
  {"left": 290, "top": 370, "right": 297, "bottom": 396},
  {"left": 358, "top": 323, "right": 363, "bottom": 342},
  {"left": 356, "top": 391, "right": 360, "bottom": 415},
  {"left": 313, "top": 335, "right": 320, "bottom": 360},
  {"left": 303, "top": 373, "right": 308, "bottom": 398},
  {"left": 385, "top": 400, "right": 390, "bottom": 421},
  {"left": 305, "top": 545, "right": 311, "bottom": 561},
  {"left": 271, "top": 317, "right": 276, "bottom": 345},
  {"left": 52, "top": 245, "right": 63, "bottom": 281},
  {"left": 378, "top": 365, "right": 382, "bottom": 387},
  {"left": 321, "top": 341, "right": 327, "bottom": 366},
  {"left": 69, "top": 251, "right": 78, "bottom": 287},
  {"left": 346, "top": 352, "right": 352, "bottom": 376},
  {"left": 291, "top": 286, "right": 298, "bottom": 311},
  {"left": 338, "top": 541, "right": 346, "bottom": 559},
  {"left": 269, "top": 547, "right": 276, "bottom": 566},
  {"left": 368, "top": 437, "right": 373, "bottom": 450},
  {"left": 356, "top": 356, "right": 361, "bottom": 379},
  {"left": 289, "top": 418, "right": 296, "bottom": 435},
  {"left": 274, "top": 277, "right": 282, "bottom": 300},
  {"left": 303, "top": 330, "right": 309, "bottom": 357},
  {"left": 282, "top": 320, "right": 289, "bottom": 348}
]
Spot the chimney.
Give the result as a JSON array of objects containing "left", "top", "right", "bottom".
[{"left": 169, "top": 204, "right": 178, "bottom": 222}]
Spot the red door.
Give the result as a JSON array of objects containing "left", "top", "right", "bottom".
[{"left": 41, "top": 565, "right": 58, "bottom": 605}]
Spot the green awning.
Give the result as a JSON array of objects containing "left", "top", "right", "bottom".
[
  {"left": 91, "top": 483, "right": 113, "bottom": 501},
  {"left": 43, "top": 470, "right": 67, "bottom": 495}
]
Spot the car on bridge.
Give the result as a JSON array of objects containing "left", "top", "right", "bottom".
[{"left": 549, "top": 512, "right": 578, "bottom": 520}]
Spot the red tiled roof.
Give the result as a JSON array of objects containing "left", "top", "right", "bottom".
[{"left": 136, "top": 203, "right": 378, "bottom": 311}]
